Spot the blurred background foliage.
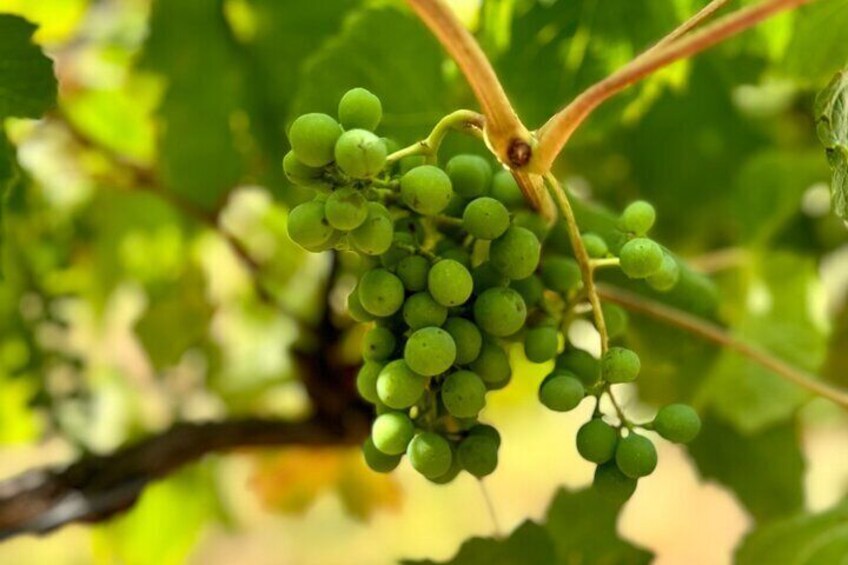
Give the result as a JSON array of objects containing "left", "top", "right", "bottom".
[{"left": 0, "top": 0, "right": 847, "bottom": 563}]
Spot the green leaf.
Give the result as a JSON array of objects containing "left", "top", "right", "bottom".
[
  {"left": 784, "top": 0, "right": 848, "bottom": 82},
  {"left": 815, "top": 70, "right": 848, "bottom": 219},
  {"left": 823, "top": 301, "right": 848, "bottom": 388},
  {"left": 689, "top": 413, "right": 804, "bottom": 522},
  {"left": 0, "top": 14, "right": 57, "bottom": 119},
  {"left": 736, "top": 499, "right": 848, "bottom": 564}
]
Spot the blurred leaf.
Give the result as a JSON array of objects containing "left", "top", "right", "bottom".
[
  {"left": 784, "top": 0, "right": 848, "bottom": 82},
  {"left": 0, "top": 14, "right": 57, "bottom": 119},
  {"left": 815, "top": 70, "right": 848, "bottom": 219},
  {"left": 250, "top": 447, "right": 401, "bottom": 521},
  {"left": 736, "top": 499, "right": 848, "bottom": 564},
  {"left": 823, "top": 301, "right": 848, "bottom": 387},
  {"left": 689, "top": 413, "right": 804, "bottom": 522}
]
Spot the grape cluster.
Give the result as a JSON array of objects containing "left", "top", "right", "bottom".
[{"left": 284, "top": 88, "right": 701, "bottom": 490}]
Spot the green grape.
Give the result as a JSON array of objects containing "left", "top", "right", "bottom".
[
  {"left": 442, "top": 193, "right": 468, "bottom": 218},
  {"left": 512, "top": 210, "right": 550, "bottom": 243},
  {"left": 325, "top": 187, "right": 368, "bottom": 231},
  {"left": 582, "top": 232, "right": 609, "bottom": 258},
  {"left": 404, "top": 327, "right": 457, "bottom": 376},
  {"left": 396, "top": 255, "right": 430, "bottom": 292},
  {"left": 619, "top": 200, "right": 656, "bottom": 236},
  {"left": 376, "top": 359, "right": 427, "bottom": 409},
  {"left": 359, "top": 268, "right": 405, "bottom": 317},
  {"left": 355, "top": 361, "right": 383, "bottom": 404},
  {"left": 511, "top": 275, "right": 543, "bottom": 307},
  {"left": 653, "top": 404, "right": 701, "bottom": 444},
  {"left": 347, "top": 285, "right": 376, "bottom": 323},
  {"left": 402, "top": 292, "right": 448, "bottom": 330},
  {"left": 288, "top": 113, "right": 343, "bottom": 167},
  {"left": 457, "top": 434, "right": 498, "bottom": 477},
  {"left": 615, "top": 433, "right": 657, "bottom": 478},
  {"left": 462, "top": 197, "right": 510, "bottom": 240},
  {"left": 440, "top": 246, "right": 471, "bottom": 268},
  {"left": 428, "top": 447, "right": 463, "bottom": 485},
  {"left": 472, "top": 262, "right": 510, "bottom": 292},
  {"left": 602, "top": 303, "right": 629, "bottom": 340},
  {"left": 576, "top": 418, "right": 619, "bottom": 464},
  {"left": 338, "top": 87, "right": 382, "bottom": 131},
  {"left": 371, "top": 411, "right": 415, "bottom": 455},
  {"left": 489, "top": 226, "right": 541, "bottom": 280},
  {"left": 441, "top": 370, "right": 487, "bottom": 418},
  {"left": 647, "top": 253, "right": 680, "bottom": 292},
  {"left": 407, "top": 432, "right": 453, "bottom": 479},
  {"left": 443, "top": 317, "right": 483, "bottom": 365},
  {"left": 541, "top": 256, "right": 582, "bottom": 294},
  {"left": 524, "top": 326, "right": 559, "bottom": 363},
  {"left": 490, "top": 169, "right": 526, "bottom": 210},
  {"left": 400, "top": 155, "right": 426, "bottom": 174},
  {"left": 473, "top": 288, "right": 527, "bottom": 337},
  {"left": 350, "top": 203, "right": 394, "bottom": 256},
  {"left": 593, "top": 462, "right": 638, "bottom": 503},
  {"left": 428, "top": 259, "right": 473, "bottom": 307},
  {"left": 470, "top": 341, "right": 511, "bottom": 386},
  {"left": 287, "top": 200, "right": 336, "bottom": 250},
  {"left": 556, "top": 348, "right": 600, "bottom": 386},
  {"left": 601, "top": 347, "right": 641, "bottom": 384},
  {"left": 446, "top": 154, "right": 492, "bottom": 198},
  {"left": 282, "top": 151, "right": 327, "bottom": 189},
  {"left": 362, "top": 437, "right": 402, "bottom": 473},
  {"left": 400, "top": 165, "right": 453, "bottom": 216},
  {"left": 362, "top": 326, "right": 396, "bottom": 361},
  {"left": 619, "top": 238, "right": 664, "bottom": 279},
  {"left": 538, "top": 372, "right": 584, "bottom": 412},
  {"left": 334, "top": 129, "right": 387, "bottom": 179},
  {"left": 467, "top": 423, "right": 501, "bottom": 447}
]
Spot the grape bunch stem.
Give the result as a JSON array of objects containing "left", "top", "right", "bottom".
[{"left": 386, "top": 110, "right": 485, "bottom": 164}]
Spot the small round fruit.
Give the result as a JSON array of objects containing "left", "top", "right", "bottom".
[
  {"left": 356, "top": 361, "right": 383, "bottom": 404},
  {"left": 619, "top": 200, "right": 656, "bottom": 236},
  {"left": 593, "top": 462, "right": 638, "bottom": 503},
  {"left": 473, "top": 288, "right": 527, "bottom": 337},
  {"left": 371, "top": 412, "right": 415, "bottom": 455},
  {"left": 615, "top": 434, "right": 657, "bottom": 478},
  {"left": 338, "top": 87, "right": 382, "bottom": 131},
  {"left": 325, "top": 187, "right": 368, "bottom": 230},
  {"left": 428, "top": 259, "right": 473, "bottom": 307},
  {"left": 404, "top": 327, "right": 457, "bottom": 376},
  {"left": 538, "top": 373, "right": 584, "bottom": 412},
  {"left": 362, "top": 437, "right": 402, "bottom": 473},
  {"left": 468, "top": 424, "right": 501, "bottom": 447},
  {"left": 556, "top": 349, "right": 600, "bottom": 386},
  {"left": 283, "top": 151, "right": 326, "bottom": 188},
  {"left": 408, "top": 432, "right": 453, "bottom": 479},
  {"left": 576, "top": 419, "right": 619, "bottom": 464},
  {"left": 443, "top": 317, "right": 483, "bottom": 365},
  {"left": 347, "top": 285, "right": 375, "bottom": 323},
  {"left": 582, "top": 233, "right": 609, "bottom": 258},
  {"left": 470, "top": 341, "right": 511, "bottom": 386},
  {"left": 489, "top": 226, "right": 541, "bottom": 280},
  {"left": 362, "top": 326, "right": 396, "bottom": 361},
  {"left": 462, "top": 197, "right": 510, "bottom": 240},
  {"left": 541, "top": 256, "right": 582, "bottom": 294},
  {"left": 647, "top": 253, "right": 680, "bottom": 292},
  {"left": 402, "top": 292, "right": 448, "bottom": 330},
  {"left": 287, "top": 200, "right": 335, "bottom": 249},
  {"left": 511, "top": 275, "right": 543, "bottom": 307},
  {"left": 288, "top": 113, "right": 342, "bottom": 167},
  {"left": 350, "top": 203, "right": 393, "bottom": 255},
  {"left": 446, "top": 154, "right": 492, "bottom": 198},
  {"left": 490, "top": 170, "right": 525, "bottom": 210},
  {"left": 376, "top": 360, "right": 427, "bottom": 409},
  {"left": 472, "top": 263, "right": 509, "bottom": 292},
  {"left": 602, "top": 304, "right": 629, "bottom": 340},
  {"left": 601, "top": 347, "right": 641, "bottom": 384},
  {"left": 400, "top": 165, "right": 453, "bottom": 215},
  {"left": 441, "top": 370, "right": 487, "bottom": 418},
  {"left": 619, "top": 238, "right": 664, "bottom": 279},
  {"left": 334, "top": 129, "right": 387, "bottom": 179},
  {"left": 358, "top": 268, "right": 405, "bottom": 317},
  {"left": 396, "top": 255, "right": 430, "bottom": 292},
  {"left": 457, "top": 434, "right": 498, "bottom": 477},
  {"left": 653, "top": 404, "right": 701, "bottom": 444},
  {"left": 524, "top": 326, "right": 559, "bottom": 363}
]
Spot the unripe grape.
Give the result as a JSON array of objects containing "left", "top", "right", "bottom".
[
  {"left": 408, "top": 432, "right": 453, "bottom": 479},
  {"left": 619, "top": 200, "right": 656, "bottom": 236},
  {"left": 376, "top": 359, "right": 427, "bottom": 409},
  {"left": 338, "top": 87, "right": 382, "bottom": 131},
  {"left": 428, "top": 259, "right": 473, "bottom": 307},
  {"left": 325, "top": 187, "right": 368, "bottom": 231},
  {"left": 396, "top": 255, "right": 430, "bottom": 292},
  {"left": 443, "top": 317, "right": 483, "bottom": 365},
  {"left": 334, "top": 129, "right": 387, "bottom": 179},
  {"left": 470, "top": 341, "right": 511, "bottom": 387},
  {"left": 446, "top": 154, "right": 492, "bottom": 198},
  {"left": 428, "top": 449, "right": 463, "bottom": 485},
  {"left": 490, "top": 170, "right": 525, "bottom": 210},
  {"left": 602, "top": 303, "right": 629, "bottom": 340},
  {"left": 441, "top": 370, "right": 487, "bottom": 418},
  {"left": 362, "top": 436, "right": 402, "bottom": 473},
  {"left": 653, "top": 404, "right": 701, "bottom": 444},
  {"left": 359, "top": 268, "right": 405, "bottom": 317},
  {"left": 288, "top": 113, "right": 342, "bottom": 167},
  {"left": 619, "top": 238, "right": 664, "bottom": 279},
  {"left": 512, "top": 210, "right": 551, "bottom": 243},
  {"left": 440, "top": 246, "right": 471, "bottom": 268},
  {"left": 282, "top": 151, "right": 327, "bottom": 189},
  {"left": 462, "top": 197, "right": 510, "bottom": 240},
  {"left": 538, "top": 372, "right": 584, "bottom": 412},
  {"left": 593, "top": 462, "right": 637, "bottom": 503},
  {"left": 362, "top": 326, "right": 396, "bottom": 361},
  {"left": 615, "top": 433, "right": 657, "bottom": 478},
  {"left": 472, "top": 263, "right": 509, "bottom": 292},
  {"left": 401, "top": 165, "right": 453, "bottom": 215},
  {"left": 582, "top": 232, "right": 609, "bottom": 258},
  {"left": 489, "top": 226, "right": 541, "bottom": 280},
  {"left": 524, "top": 326, "right": 559, "bottom": 363},
  {"left": 400, "top": 155, "right": 426, "bottom": 174},
  {"left": 468, "top": 423, "right": 501, "bottom": 447},
  {"left": 473, "top": 287, "right": 527, "bottom": 337},
  {"left": 647, "top": 253, "right": 680, "bottom": 292},
  {"left": 372, "top": 411, "right": 415, "bottom": 455},
  {"left": 457, "top": 434, "right": 498, "bottom": 477},
  {"left": 576, "top": 418, "right": 619, "bottom": 464},
  {"left": 402, "top": 292, "right": 448, "bottom": 330},
  {"left": 347, "top": 285, "right": 376, "bottom": 322},
  {"left": 380, "top": 234, "right": 414, "bottom": 270},
  {"left": 541, "top": 256, "right": 582, "bottom": 294},
  {"left": 356, "top": 361, "right": 383, "bottom": 404},
  {"left": 287, "top": 200, "right": 335, "bottom": 250},
  {"left": 511, "top": 275, "right": 543, "bottom": 307},
  {"left": 404, "top": 327, "right": 457, "bottom": 376},
  {"left": 350, "top": 203, "right": 394, "bottom": 256},
  {"left": 556, "top": 348, "right": 600, "bottom": 386},
  {"left": 601, "top": 347, "right": 641, "bottom": 384}
]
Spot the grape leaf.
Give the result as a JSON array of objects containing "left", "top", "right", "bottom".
[
  {"left": 784, "top": 0, "right": 848, "bottom": 82},
  {"left": 815, "top": 70, "right": 848, "bottom": 220},
  {"left": 736, "top": 499, "right": 848, "bottom": 564},
  {"left": 0, "top": 14, "right": 57, "bottom": 119},
  {"left": 689, "top": 413, "right": 804, "bottom": 522}
]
